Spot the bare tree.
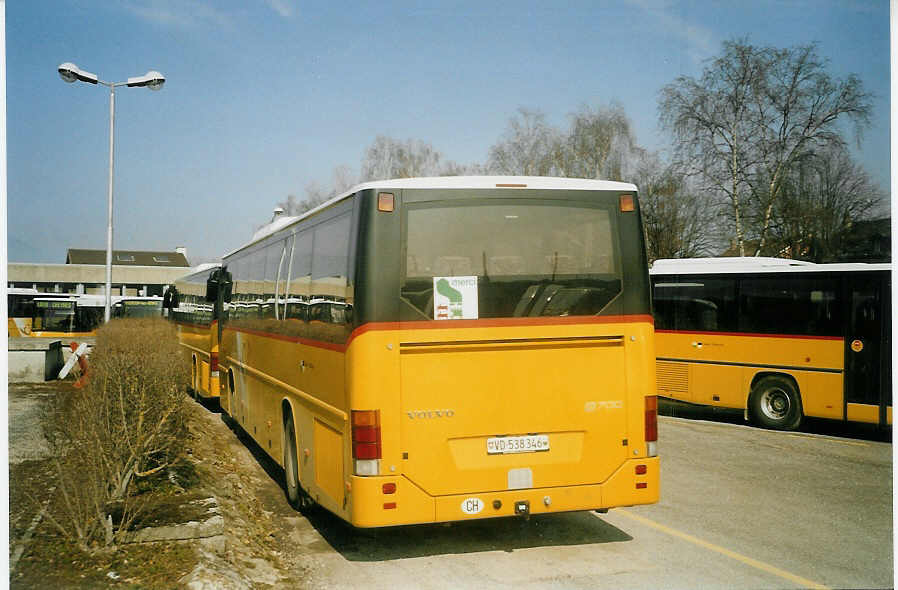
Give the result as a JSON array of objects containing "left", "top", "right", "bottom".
[
  {"left": 750, "top": 44, "right": 872, "bottom": 255},
  {"left": 567, "top": 102, "right": 639, "bottom": 181},
  {"left": 276, "top": 165, "right": 359, "bottom": 218},
  {"left": 487, "top": 108, "right": 560, "bottom": 176},
  {"left": 766, "top": 145, "right": 884, "bottom": 261},
  {"left": 659, "top": 39, "right": 767, "bottom": 256},
  {"left": 634, "top": 153, "right": 715, "bottom": 261},
  {"left": 659, "top": 39, "right": 872, "bottom": 257},
  {"left": 361, "top": 136, "right": 447, "bottom": 180}
]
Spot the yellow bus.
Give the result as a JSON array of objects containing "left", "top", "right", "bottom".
[
  {"left": 7, "top": 288, "right": 76, "bottom": 337},
  {"left": 171, "top": 264, "right": 222, "bottom": 402},
  {"left": 213, "top": 176, "right": 658, "bottom": 527},
  {"left": 113, "top": 296, "right": 163, "bottom": 318},
  {"left": 27, "top": 294, "right": 106, "bottom": 339},
  {"left": 651, "top": 257, "right": 891, "bottom": 430}
]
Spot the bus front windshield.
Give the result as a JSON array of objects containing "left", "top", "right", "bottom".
[
  {"left": 401, "top": 200, "right": 622, "bottom": 320},
  {"left": 33, "top": 301, "right": 76, "bottom": 332}
]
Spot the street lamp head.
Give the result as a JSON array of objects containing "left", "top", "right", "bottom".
[
  {"left": 57, "top": 62, "right": 98, "bottom": 85},
  {"left": 127, "top": 70, "right": 165, "bottom": 91},
  {"left": 58, "top": 62, "right": 78, "bottom": 83}
]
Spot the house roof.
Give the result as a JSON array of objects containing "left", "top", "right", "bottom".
[{"left": 65, "top": 249, "right": 190, "bottom": 267}]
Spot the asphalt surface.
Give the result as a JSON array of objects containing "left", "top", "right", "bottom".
[
  {"left": 8, "top": 384, "right": 893, "bottom": 589},
  {"left": 282, "top": 408, "right": 893, "bottom": 589}
]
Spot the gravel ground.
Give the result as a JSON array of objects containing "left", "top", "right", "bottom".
[{"left": 8, "top": 383, "right": 56, "bottom": 464}]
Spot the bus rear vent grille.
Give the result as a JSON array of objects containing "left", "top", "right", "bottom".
[{"left": 656, "top": 361, "right": 689, "bottom": 394}]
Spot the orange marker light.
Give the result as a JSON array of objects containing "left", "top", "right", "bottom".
[
  {"left": 378, "top": 192, "right": 394, "bottom": 212},
  {"left": 619, "top": 194, "right": 635, "bottom": 212}
]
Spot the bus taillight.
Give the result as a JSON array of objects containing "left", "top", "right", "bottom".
[
  {"left": 645, "top": 395, "right": 658, "bottom": 457},
  {"left": 352, "top": 410, "right": 382, "bottom": 476},
  {"left": 210, "top": 351, "right": 219, "bottom": 375}
]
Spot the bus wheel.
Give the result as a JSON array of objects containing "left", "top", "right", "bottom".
[
  {"left": 750, "top": 376, "right": 803, "bottom": 431},
  {"left": 283, "top": 418, "right": 314, "bottom": 513}
]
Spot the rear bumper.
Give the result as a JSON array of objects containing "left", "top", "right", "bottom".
[{"left": 349, "top": 456, "right": 659, "bottom": 528}]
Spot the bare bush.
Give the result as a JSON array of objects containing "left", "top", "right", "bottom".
[{"left": 43, "top": 318, "right": 190, "bottom": 550}]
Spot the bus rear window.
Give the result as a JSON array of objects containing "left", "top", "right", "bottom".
[{"left": 401, "top": 201, "right": 621, "bottom": 319}]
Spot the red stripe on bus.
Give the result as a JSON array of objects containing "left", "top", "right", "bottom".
[{"left": 654, "top": 329, "right": 843, "bottom": 341}]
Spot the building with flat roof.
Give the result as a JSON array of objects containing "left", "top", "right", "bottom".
[{"left": 8, "top": 248, "right": 194, "bottom": 297}]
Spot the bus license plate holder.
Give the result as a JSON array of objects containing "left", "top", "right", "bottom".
[{"left": 487, "top": 434, "right": 549, "bottom": 454}]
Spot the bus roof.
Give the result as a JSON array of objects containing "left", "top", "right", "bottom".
[
  {"left": 228, "top": 176, "right": 638, "bottom": 258},
  {"left": 8, "top": 288, "right": 71, "bottom": 297},
  {"left": 176, "top": 263, "right": 222, "bottom": 281},
  {"left": 650, "top": 257, "right": 891, "bottom": 275}
]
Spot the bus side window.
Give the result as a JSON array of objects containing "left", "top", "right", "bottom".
[
  {"left": 311, "top": 214, "right": 351, "bottom": 324},
  {"left": 289, "top": 231, "right": 313, "bottom": 307},
  {"left": 263, "top": 242, "right": 283, "bottom": 319}
]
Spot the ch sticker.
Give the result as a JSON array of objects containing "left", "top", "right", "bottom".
[
  {"left": 461, "top": 497, "right": 484, "bottom": 515},
  {"left": 851, "top": 339, "right": 864, "bottom": 353}
]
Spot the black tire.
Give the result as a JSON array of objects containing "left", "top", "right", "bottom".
[
  {"left": 749, "top": 375, "right": 803, "bottom": 431},
  {"left": 283, "top": 418, "right": 315, "bottom": 512}
]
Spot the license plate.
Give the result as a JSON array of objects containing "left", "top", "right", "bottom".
[{"left": 487, "top": 434, "right": 549, "bottom": 454}]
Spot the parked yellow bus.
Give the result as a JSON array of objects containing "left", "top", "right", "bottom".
[
  {"left": 27, "top": 294, "right": 106, "bottom": 339},
  {"left": 211, "top": 176, "right": 658, "bottom": 528},
  {"left": 171, "top": 264, "right": 222, "bottom": 402},
  {"left": 113, "top": 296, "right": 163, "bottom": 318},
  {"left": 651, "top": 257, "right": 891, "bottom": 430},
  {"left": 7, "top": 288, "right": 76, "bottom": 337}
]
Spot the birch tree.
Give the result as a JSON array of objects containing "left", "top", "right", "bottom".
[
  {"left": 361, "top": 136, "right": 446, "bottom": 180},
  {"left": 659, "top": 39, "right": 871, "bottom": 256},
  {"left": 634, "top": 153, "right": 715, "bottom": 261},
  {"left": 567, "top": 102, "right": 639, "bottom": 181},
  {"left": 487, "top": 108, "right": 560, "bottom": 175}
]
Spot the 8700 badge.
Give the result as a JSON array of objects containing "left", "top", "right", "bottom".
[{"left": 486, "top": 434, "right": 549, "bottom": 454}]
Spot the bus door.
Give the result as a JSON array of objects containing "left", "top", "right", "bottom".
[{"left": 844, "top": 274, "right": 891, "bottom": 425}]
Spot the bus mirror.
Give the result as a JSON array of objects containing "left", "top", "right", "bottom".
[
  {"left": 206, "top": 268, "right": 232, "bottom": 303},
  {"left": 221, "top": 269, "right": 233, "bottom": 303}
]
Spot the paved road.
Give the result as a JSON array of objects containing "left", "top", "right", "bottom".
[
  {"left": 278, "top": 411, "right": 893, "bottom": 589},
  {"left": 9, "top": 383, "right": 891, "bottom": 588}
]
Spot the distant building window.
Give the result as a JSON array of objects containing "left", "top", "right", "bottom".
[
  {"left": 153, "top": 255, "right": 170, "bottom": 263},
  {"left": 116, "top": 254, "right": 136, "bottom": 262}
]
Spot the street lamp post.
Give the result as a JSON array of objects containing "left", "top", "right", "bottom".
[{"left": 57, "top": 62, "right": 165, "bottom": 322}]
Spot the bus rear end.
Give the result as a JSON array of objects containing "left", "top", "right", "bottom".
[{"left": 347, "top": 180, "right": 658, "bottom": 527}]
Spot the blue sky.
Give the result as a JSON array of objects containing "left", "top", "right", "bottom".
[{"left": 5, "top": 0, "right": 890, "bottom": 264}]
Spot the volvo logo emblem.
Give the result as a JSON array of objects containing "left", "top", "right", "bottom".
[{"left": 407, "top": 409, "right": 455, "bottom": 419}]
